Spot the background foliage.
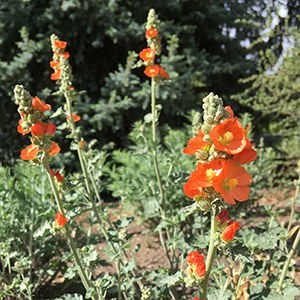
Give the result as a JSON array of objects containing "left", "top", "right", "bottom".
[{"left": 1, "top": 0, "right": 299, "bottom": 166}]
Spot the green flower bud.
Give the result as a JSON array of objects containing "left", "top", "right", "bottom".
[
  {"left": 196, "top": 149, "right": 209, "bottom": 160},
  {"left": 196, "top": 198, "right": 212, "bottom": 212},
  {"left": 201, "top": 123, "right": 212, "bottom": 135},
  {"left": 203, "top": 134, "right": 211, "bottom": 143}
]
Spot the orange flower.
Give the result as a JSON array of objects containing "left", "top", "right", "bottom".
[
  {"left": 48, "top": 141, "right": 60, "bottom": 156},
  {"left": 54, "top": 40, "right": 67, "bottom": 49},
  {"left": 183, "top": 180, "right": 206, "bottom": 199},
  {"left": 17, "top": 119, "right": 30, "bottom": 135},
  {"left": 55, "top": 211, "right": 67, "bottom": 227},
  {"left": 186, "top": 250, "right": 205, "bottom": 265},
  {"left": 185, "top": 160, "right": 225, "bottom": 194},
  {"left": 45, "top": 123, "right": 57, "bottom": 135},
  {"left": 194, "top": 297, "right": 200, "bottom": 300},
  {"left": 67, "top": 114, "right": 81, "bottom": 123},
  {"left": 144, "top": 65, "right": 160, "bottom": 77},
  {"left": 139, "top": 48, "right": 156, "bottom": 61},
  {"left": 233, "top": 138, "right": 257, "bottom": 164},
  {"left": 32, "top": 96, "right": 51, "bottom": 112},
  {"left": 20, "top": 144, "right": 38, "bottom": 160},
  {"left": 50, "top": 169, "right": 64, "bottom": 183},
  {"left": 186, "top": 250, "right": 206, "bottom": 278},
  {"left": 221, "top": 221, "right": 240, "bottom": 242},
  {"left": 79, "top": 140, "right": 86, "bottom": 149},
  {"left": 159, "top": 66, "right": 170, "bottom": 79},
  {"left": 146, "top": 28, "right": 158, "bottom": 38},
  {"left": 31, "top": 122, "right": 45, "bottom": 136},
  {"left": 213, "top": 160, "right": 252, "bottom": 205},
  {"left": 60, "top": 52, "right": 70, "bottom": 59},
  {"left": 50, "top": 60, "right": 60, "bottom": 69},
  {"left": 30, "top": 122, "right": 56, "bottom": 136},
  {"left": 51, "top": 70, "right": 61, "bottom": 80},
  {"left": 183, "top": 130, "right": 209, "bottom": 155},
  {"left": 194, "top": 263, "right": 206, "bottom": 278},
  {"left": 209, "top": 118, "right": 247, "bottom": 155}
]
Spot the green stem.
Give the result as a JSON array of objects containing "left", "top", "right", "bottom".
[
  {"left": 64, "top": 91, "right": 143, "bottom": 294},
  {"left": 232, "top": 262, "right": 246, "bottom": 300},
  {"left": 287, "top": 185, "right": 299, "bottom": 232},
  {"left": 200, "top": 209, "right": 217, "bottom": 300},
  {"left": 116, "top": 259, "right": 122, "bottom": 300},
  {"left": 64, "top": 91, "right": 102, "bottom": 205},
  {"left": 151, "top": 78, "right": 165, "bottom": 212},
  {"left": 277, "top": 226, "right": 300, "bottom": 292},
  {"left": 43, "top": 160, "right": 97, "bottom": 299},
  {"left": 150, "top": 78, "right": 175, "bottom": 270}
]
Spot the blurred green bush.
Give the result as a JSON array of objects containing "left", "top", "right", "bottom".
[{"left": 1, "top": 0, "right": 288, "bottom": 162}]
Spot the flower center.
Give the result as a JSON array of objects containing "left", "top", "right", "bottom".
[
  {"left": 206, "top": 168, "right": 216, "bottom": 182},
  {"left": 219, "top": 131, "right": 233, "bottom": 146},
  {"left": 222, "top": 178, "right": 238, "bottom": 191}
]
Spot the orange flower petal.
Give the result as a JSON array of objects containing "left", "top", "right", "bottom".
[
  {"left": 183, "top": 130, "right": 209, "bottom": 155},
  {"left": 20, "top": 144, "right": 38, "bottom": 160},
  {"left": 48, "top": 141, "right": 60, "bottom": 156},
  {"left": 60, "top": 52, "right": 70, "bottom": 59},
  {"left": 145, "top": 28, "right": 158, "bottom": 38},
  {"left": 213, "top": 160, "right": 252, "bottom": 205},
  {"left": 159, "top": 66, "right": 170, "bottom": 79},
  {"left": 67, "top": 114, "right": 81, "bottom": 123},
  {"left": 55, "top": 211, "right": 67, "bottom": 227},
  {"left": 32, "top": 97, "right": 51, "bottom": 112},
  {"left": 144, "top": 65, "right": 160, "bottom": 77},
  {"left": 50, "top": 60, "right": 60, "bottom": 69},
  {"left": 221, "top": 221, "right": 240, "bottom": 241},
  {"left": 139, "top": 48, "right": 156, "bottom": 61},
  {"left": 209, "top": 118, "right": 247, "bottom": 155},
  {"left": 51, "top": 69, "right": 61, "bottom": 80},
  {"left": 17, "top": 120, "right": 30, "bottom": 135},
  {"left": 54, "top": 40, "right": 67, "bottom": 49}
]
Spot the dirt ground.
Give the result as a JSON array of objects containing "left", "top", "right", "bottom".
[{"left": 50, "top": 188, "right": 299, "bottom": 299}]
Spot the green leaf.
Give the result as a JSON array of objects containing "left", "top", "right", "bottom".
[
  {"left": 157, "top": 271, "right": 184, "bottom": 287},
  {"left": 144, "top": 113, "right": 153, "bottom": 123},
  {"left": 33, "top": 222, "right": 52, "bottom": 239},
  {"left": 226, "top": 244, "right": 253, "bottom": 263},
  {"left": 264, "top": 286, "right": 300, "bottom": 299}
]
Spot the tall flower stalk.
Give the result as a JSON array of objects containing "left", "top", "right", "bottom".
[
  {"left": 49, "top": 34, "right": 143, "bottom": 296},
  {"left": 183, "top": 93, "right": 257, "bottom": 300},
  {"left": 137, "top": 9, "right": 175, "bottom": 271},
  {"left": 14, "top": 85, "right": 98, "bottom": 299}
]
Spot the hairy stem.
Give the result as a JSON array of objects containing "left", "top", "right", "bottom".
[
  {"left": 43, "top": 160, "right": 97, "bottom": 299},
  {"left": 232, "top": 262, "right": 246, "bottom": 300},
  {"left": 150, "top": 78, "right": 176, "bottom": 271},
  {"left": 64, "top": 90, "right": 143, "bottom": 294},
  {"left": 200, "top": 209, "right": 217, "bottom": 300},
  {"left": 277, "top": 226, "right": 300, "bottom": 292},
  {"left": 287, "top": 185, "right": 299, "bottom": 232},
  {"left": 151, "top": 78, "right": 166, "bottom": 212}
]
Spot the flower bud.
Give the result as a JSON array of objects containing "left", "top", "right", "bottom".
[
  {"left": 195, "top": 149, "right": 209, "bottom": 161},
  {"left": 201, "top": 123, "right": 212, "bottom": 135},
  {"left": 202, "top": 134, "right": 211, "bottom": 143},
  {"left": 195, "top": 197, "right": 212, "bottom": 212}
]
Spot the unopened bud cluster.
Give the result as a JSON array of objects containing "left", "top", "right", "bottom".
[
  {"left": 137, "top": 9, "right": 169, "bottom": 81},
  {"left": 201, "top": 93, "right": 230, "bottom": 143},
  {"left": 14, "top": 85, "right": 60, "bottom": 162},
  {"left": 183, "top": 93, "right": 256, "bottom": 288}
]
